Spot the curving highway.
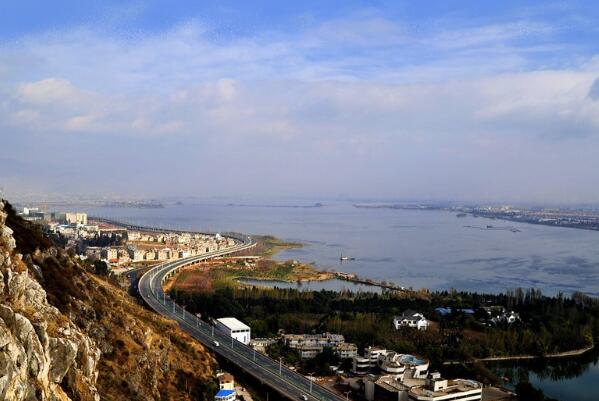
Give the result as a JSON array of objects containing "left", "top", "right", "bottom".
[{"left": 138, "top": 234, "right": 346, "bottom": 401}]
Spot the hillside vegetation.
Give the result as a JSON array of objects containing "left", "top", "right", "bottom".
[{"left": 1, "top": 201, "right": 218, "bottom": 401}]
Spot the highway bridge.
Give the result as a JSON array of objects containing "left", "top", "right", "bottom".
[
  {"left": 138, "top": 234, "right": 346, "bottom": 401},
  {"left": 91, "top": 217, "right": 223, "bottom": 235}
]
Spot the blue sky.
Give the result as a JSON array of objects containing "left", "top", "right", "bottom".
[{"left": 1, "top": 1, "right": 599, "bottom": 203}]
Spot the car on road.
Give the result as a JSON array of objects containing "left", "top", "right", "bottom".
[
  {"left": 300, "top": 395, "right": 308, "bottom": 401},
  {"left": 213, "top": 340, "right": 220, "bottom": 347}
]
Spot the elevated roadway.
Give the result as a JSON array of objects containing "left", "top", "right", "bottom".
[{"left": 138, "top": 234, "right": 345, "bottom": 401}]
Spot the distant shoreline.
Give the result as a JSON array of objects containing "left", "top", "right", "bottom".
[
  {"left": 353, "top": 204, "right": 599, "bottom": 232},
  {"left": 20, "top": 200, "right": 164, "bottom": 209},
  {"left": 226, "top": 202, "right": 324, "bottom": 209},
  {"left": 444, "top": 344, "right": 595, "bottom": 365}
]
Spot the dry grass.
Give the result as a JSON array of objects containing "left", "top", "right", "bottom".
[
  {"left": 169, "top": 257, "right": 333, "bottom": 296},
  {"left": 31, "top": 248, "right": 217, "bottom": 401},
  {"left": 171, "top": 268, "right": 214, "bottom": 293},
  {"left": 4, "top": 209, "right": 219, "bottom": 401},
  {"left": 83, "top": 273, "right": 218, "bottom": 401}
]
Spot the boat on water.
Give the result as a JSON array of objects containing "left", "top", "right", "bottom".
[
  {"left": 340, "top": 253, "right": 355, "bottom": 261},
  {"left": 456, "top": 212, "right": 467, "bottom": 218}
]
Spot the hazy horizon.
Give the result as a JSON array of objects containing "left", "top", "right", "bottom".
[{"left": 2, "top": 1, "right": 599, "bottom": 204}]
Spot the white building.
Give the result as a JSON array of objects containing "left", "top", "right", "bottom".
[
  {"left": 249, "top": 338, "right": 277, "bottom": 353},
  {"left": 366, "top": 372, "right": 482, "bottom": 401},
  {"left": 365, "top": 346, "right": 387, "bottom": 365},
  {"left": 157, "top": 248, "right": 170, "bottom": 260},
  {"left": 129, "top": 248, "right": 146, "bottom": 262},
  {"left": 22, "top": 207, "right": 39, "bottom": 215},
  {"left": 128, "top": 231, "right": 142, "bottom": 241},
  {"left": 335, "top": 343, "right": 358, "bottom": 359},
  {"left": 491, "top": 310, "right": 521, "bottom": 325},
  {"left": 408, "top": 373, "right": 482, "bottom": 401},
  {"left": 217, "top": 373, "right": 235, "bottom": 390},
  {"left": 283, "top": 333, "right": 345, "bottom": 349},
  {"left": 101, "top": 247, "right": 119, "bottom": 261},
  {"left": 353, "top": 346, "right": 387, "bottom": 374},
  {"left": 353, "top": 356, "right": 371, "bottom": 375},
  {"left": 378, "top": 352, "right": 429, "bottom": 379},
  {"left": 394, "top": 310, "right": 430, "bottom": 330},
  {"left": 299, "top": 345, "right": 322, "bottom": 359},
  {"left": 216, "top": 317, "right": 251, "bottom": 345},
  {"left": 504, "top": 311, "right": 520, "bottom": 324},
  {"left": 65, "top": 212, "right": 87, "bottom": 225}
]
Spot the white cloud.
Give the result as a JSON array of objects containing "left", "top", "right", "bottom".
[
  {"left": 0, "top": 12, "right": 574, "bottom": 90},
  {"left": 5, "top": 69, "right": 598, "bottom": 145},
  {"left": 1, "top": 12, "right": 598, "bottom": 201},
  {"left": 18, "top": 78, "right": 86, "bottom": 104}
]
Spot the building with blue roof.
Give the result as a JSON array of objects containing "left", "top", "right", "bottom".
[
  {"left": 215, "top": 389, "right": 236, "bottom": 401},
  {"left": 435, "top": 307, "right": 475, "bottom": 316}
]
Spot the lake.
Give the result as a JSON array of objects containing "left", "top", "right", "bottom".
[
  {"left": 236, "top": 277, "right": 383, "bottom": 293},
  {"left": 487, "top": 348, "right": 599, "bottom": 401},
  {"left": 81, "top": 200, "right": 599, "bottom": 296}
]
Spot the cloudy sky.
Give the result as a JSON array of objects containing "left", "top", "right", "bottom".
[{"left": 1, "top": 0, "right": 598, "bottom": 203}]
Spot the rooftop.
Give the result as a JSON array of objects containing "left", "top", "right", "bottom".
[
  {"left": 409, "top": 379, "right": 482, "bottom": 397},
  {"left": 375, "top": 376, "right": 413, "bottom": 392},
  {"left": 399, "top": 354, "right": 427, "bottom": 366},
  {"left": 215, "top": 389, "right": 236, "bottom": 397},
  {"left": 218, "top": 373, "right": 234, "bottom": 383},
  {"left": 217, "top": 317, "right": 250, "bottom": 331}
]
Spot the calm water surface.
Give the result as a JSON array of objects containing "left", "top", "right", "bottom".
[
  {"left": 488, "top": 348, "right": 599, "bottom": 401},
  {"left": 236, "top": 277, "right": 383, "bottom": 293},
  {"left": 82, "top": 201, "right": 599, "bottom": 296}
]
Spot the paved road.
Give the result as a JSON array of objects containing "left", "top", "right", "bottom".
[{"left": 138, "top": 236, "right": 346, "bottom": 401}]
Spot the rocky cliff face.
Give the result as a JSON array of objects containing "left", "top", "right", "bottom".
[
  {"left": 0, "top": 202, "right": 101, "bottom": 401},
  {"left": 0, "top": 201, "right": 217, "bottom": 401}
]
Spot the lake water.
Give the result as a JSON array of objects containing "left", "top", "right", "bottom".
[
  {"left": 82, "top": 200, "right": 599, "bottom": 296},
  {"left": 236, "top": 277, "right": 383, "bottom": 293},
  {"left": 488, "top": 348, "right": 599, "bottom": 401}
]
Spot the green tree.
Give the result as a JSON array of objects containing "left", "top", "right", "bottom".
[{"left": 94, "top": 260, "right": 109, "bottom": 276}]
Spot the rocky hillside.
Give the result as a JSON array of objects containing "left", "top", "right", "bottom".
[{"left": 0, "top": 201, "right": 218, "bottom": 401}]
